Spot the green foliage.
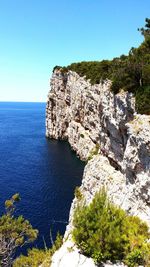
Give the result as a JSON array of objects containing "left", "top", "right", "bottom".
[
  {"left": 13, "top": 232, "right": 63, "bottom": 267},
  {"left": 0, "top": 194, "right": 38, "bottom": 266},
  {"left": 53, "top": 65, "right": 62, "bottom": 72},
  {"left": 125, "top": 248, "right": 145, "bottom": 267},
  {"left": 135, "top": 86, "right": 150, "bottom": 114},
  {"left": 53, "top": 18, "right": 150, "bottom": 115},
  {"left": 13, "top": 248, "right": 50, "bottom": 267},
  {"left": 12, "top": 193, "right": 21, "bottom": 202},
  {"left": 0, "top": 195, "right": 63, "bottom": 267},
  {"left": 80, "top": 133, "right": 84, "bottom": 138},
  {"left": 66, "top": 60, "right": 111, "bottom": 85},
  {"left": 108, "top": 28, "right": 150, "bottom": 114},
  {"left": 72, "top": 188, "right": 150, "bottom": 266},
  {"left": 88, "top": 143, "right": 100, "bottom": 161},
  {"left": 74, "top": 187, "right": 83, "bottom": 201},
  {"left": 138, "top": 18, "right": 150, "bottom": 39}
]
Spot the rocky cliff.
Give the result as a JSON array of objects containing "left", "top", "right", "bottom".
[{"left": 46, "top": 69, "right": 150, "bottom": 267}]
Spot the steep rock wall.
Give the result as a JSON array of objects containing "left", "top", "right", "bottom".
[
  {"left": 46, "top": 70, "right": 149, "bottom": 182},
  {"left": 46, "top": 70, "right": 150, "bottom": 267}
]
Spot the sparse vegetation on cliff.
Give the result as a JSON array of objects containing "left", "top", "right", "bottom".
[
  {"left": 0, "top": 194, "right": 38, "bottom": 267},
  {"left": 72, "top": 189, "right": 150, "bottom": 266},
  {"left": 54, "top": 18, "right": 150, "bottom": 115},
  {"left": 87, "top": 143, "right": 100, "bottom": 161},
  {"left": 74, "top": 186, "right": 83, "bottom": 201},
  {"left": 13, "top": 232, "right": 63, "bottom": 267},
  {"left": 0, "top": 194, "right": 63, "bottom": 267}
]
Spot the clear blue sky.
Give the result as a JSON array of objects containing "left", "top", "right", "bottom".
[{"left": 0, "top": 0, "right": 149, "bottom": 102}]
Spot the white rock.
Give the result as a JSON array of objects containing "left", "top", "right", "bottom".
[
  {"left": 45, "top": 70, "right": 150, "bottom": 267},
  {"left": 51, "top": 239, "right": 96, "bottom": 267}
]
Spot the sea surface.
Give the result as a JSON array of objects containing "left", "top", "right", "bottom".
[{"left": 0, "top": 102, "right": 84, "bottom": 252}]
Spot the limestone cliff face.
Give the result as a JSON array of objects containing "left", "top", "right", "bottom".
[{"left": 46, "top": 69, "right": 150, "bottom": 267}]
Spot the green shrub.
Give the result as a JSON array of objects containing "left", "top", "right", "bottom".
[
  {"left": 13, "top": 232, "right": 63, "bottom": 267},
  {"left": 72, "top": 189, "right": 150, "bottom": 266},
  {"left": 135, "top": 86, "right": 150, "bottom": 114},
  {"left": 125, "top": 248, "right": 145, "bottom": 267},
  {"left": 88, "top": 143, "right": 100, "bottom": 161},
  {"left": 66, "top": 60, "right": 111, "bottom": 85},
  {"left": 80, "top": 133, "right": 84, "bottom": 138},
  {"left": 13, "top": 248, "right": 51, "bottom": 267},
  {"left": 74, "top": 186, "right": 83, "bottom": 201},
  {"left": 0, "top": 194, "right": 38, "bottom": 266}
]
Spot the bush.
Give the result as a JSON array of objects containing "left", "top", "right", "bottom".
[
  {"left": 13, "top": 232, "right": 63, "bottom": 267},
  {"left": 127, "top": 249, "right": 144, "bottom": 267},
  {"left": 13, "top": 248, "right": 51, "bottom": 267},
  {"left": 88, "top": 143, "right": 100, "bottom": 161},
  {"left": 74, "top": 186, "right": 83, "bottom": 201},
  {"left": 135, "top": 86, "right": 150, "bottom": 114},
  {"left": 0, "top": 194, "right": 38, "bottom": 267},
  {"left": 72, "top": 189, "right": 150, "bottom": 266},
  {"left": 66, "top": 60, "right": 111, "bottom": 85}
]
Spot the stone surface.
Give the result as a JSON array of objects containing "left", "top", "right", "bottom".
[
  {"left": 45, "top": 69, "right": 150, "bottom": 267},
  {"left": 50, "top": 238, "right": 127, "bottom": 267},
  {"left": 50, "top": 239, "right": 96, "bottom": 267}
]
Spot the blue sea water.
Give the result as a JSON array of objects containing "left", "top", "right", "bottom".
[{"left": 0, "top": 102, "right": 84, "bottom": 252}]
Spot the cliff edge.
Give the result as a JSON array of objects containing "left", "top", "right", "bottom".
[{"left": 45, "top": 69, "right": 150, "bottom": 267}]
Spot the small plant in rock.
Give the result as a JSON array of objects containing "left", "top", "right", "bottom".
[
  {"left": 74, "top": 187, "right": 83, "bottom": 201},
  {"left": 88, "top": 143, "right": 100, "bottom": 161},
  {"left": 80, "top": 133, "right": 84, "bottom": 138}
]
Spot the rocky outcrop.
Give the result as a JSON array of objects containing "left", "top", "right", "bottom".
[
  {"left": 50, "top": 238, "right": 127, "bottom": 267},
  {"left": 46, "top": 69, "right": 150, "bottom": 267}
]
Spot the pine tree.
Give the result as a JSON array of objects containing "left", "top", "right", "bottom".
[{"left": 0, "top": 194, "right": 38, "bottom": 267}]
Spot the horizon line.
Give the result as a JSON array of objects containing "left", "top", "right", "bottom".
[{"left": 0, "top": 100, "right": 46, "bottom": 103}]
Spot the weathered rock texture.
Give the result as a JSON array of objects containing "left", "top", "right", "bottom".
[{"left": 46, "top": 70, "right": 150, "bottom": 267}]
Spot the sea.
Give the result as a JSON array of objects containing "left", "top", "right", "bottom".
[{"left": 0, "top": 102, "right": 84, "bottom": 253}]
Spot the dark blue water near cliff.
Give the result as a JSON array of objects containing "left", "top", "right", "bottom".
[{"left": 0, "top": 102, "right": 84, "bottom": 252}]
